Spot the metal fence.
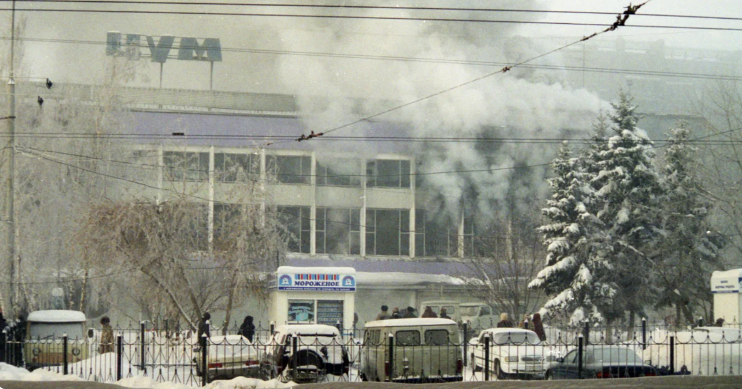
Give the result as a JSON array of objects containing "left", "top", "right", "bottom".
[{"left": 6, "top": 320, "right": 742, "bottom": 386}]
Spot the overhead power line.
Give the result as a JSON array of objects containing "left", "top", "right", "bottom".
[
  {"left": 3, "top": 36, "right": 740, "bottom": 83},
  {"left": 5, "top": 5, "right": 740, "bottom": 32},
  {"left": 9, "top": 1, "right": 742, "bottom": 24}
]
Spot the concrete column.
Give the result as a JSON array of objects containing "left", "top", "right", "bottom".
[
  {"left": 458, "top": 208, "right": 465, "bottom": 258},
  {"left": 310, "top": 152, "right": 317, "bottom": 256},
  {"left": 360, "top": 159, "right": 367, "bottom": 257},
  {"left": 208, "top": 146, "right": 215, "bottom": 254},
  {"left": 156, "top": 144, "right": 163, "bottom": 205},
  {"left": 409, "top": 157, "right": 416, "bottom": 258}
]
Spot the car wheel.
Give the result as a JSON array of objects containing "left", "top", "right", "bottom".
[{"left": 495, "top": 360, "right": 505, "bottom": 380}]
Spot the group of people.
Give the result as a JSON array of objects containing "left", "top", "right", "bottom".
[
  {"left": 375, "top": 305, "right": 452, "bottom": 320},
  {"left": 496, "top": 312, "right": 546, "bottom": 341}
]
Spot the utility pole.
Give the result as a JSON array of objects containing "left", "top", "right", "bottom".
[{"left": 6, "top": 0, "right": 17, "bottom": 314}]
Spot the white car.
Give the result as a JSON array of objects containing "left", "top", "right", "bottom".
[
  {"left": 469, "top": 328, "right": 550, "bottom": 380},
  {"left": 193, "top": 335, "right": 262, "bottom": 380}
]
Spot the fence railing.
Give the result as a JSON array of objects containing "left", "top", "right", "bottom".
[{"left": 6, "top": 321, "right": 742, "bottom": 386}]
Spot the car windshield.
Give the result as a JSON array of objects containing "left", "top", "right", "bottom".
[
  {"left": 588, "top": 348, "right": 643, "bottom": 364},
  {"left": 459, "top": 307, "right": 479, "bottom": 317},
  {"left": 492, "top": 331, "right": 540, "bottom": 345},
  {"left": 29, "top": 322, "right": 84, "bottom": 340}
]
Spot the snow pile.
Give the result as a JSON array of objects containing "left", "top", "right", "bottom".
[{"left": 0, "top": 363, "right": 83, "bottom": 381}]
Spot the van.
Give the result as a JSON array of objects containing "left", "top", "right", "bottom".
[
  {"left": 25, "top": 310, "right": 90, "bottom": 370},
  {"left": 459, "top": 303, "right": 498, "bottom": 331},
  {"left": 361, "top": 318, "right": 463, "bottom": 383}
]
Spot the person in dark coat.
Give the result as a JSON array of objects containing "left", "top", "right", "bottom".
[
  {"left": 421, "top": 306, "right": 438, "bottom": 318},
  {"left": 197, "top": 312, "right": 211, "bottom": 347},
  {"left": 13, "top": 313, "right": 26, "bottom": 366},
  {"left": 403, "top": 307, "right": 416, "bottom": 318},
  {"left": 0, "top": 310, "right": 7, "bottom": 362},
  {"left": 715, "top": 318, "right": 725, "bottom": 327},
  {"left": 532, "top": 313, "right": 546, "bottom": 342},
  {"left": 439, "top": 308, "right": 451, "bottom": 320},
  {"left": 496, "top": 313, "right": 514, "bottom": 328},
  {"left": 375, "top": 305, "right": 391, "bottom": 321},
  {"left": 391, "top": 307, "right": 401, "bottom": 319},
  {"left": 239, "top": 315, "right": 256, "bottom": 342}
]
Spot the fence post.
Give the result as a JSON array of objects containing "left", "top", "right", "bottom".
[
  {"left": 270, "top": 322, "right": 275, "bottom": 336},
  {"left": 484, "top": 334, "right": 490, "bottom": 381},
  {"left": 697, "top": 317, "right": 704, "bottom": 328},
  {"left": 116, "top": 335, "right": 123, "bottom": 381},
  {"left": 642, "top": 318, "right": 647, "bottom": 350},
  {"left": 292, "top": 335, "right": 298, "bottom": 383},
  {"left": 669, "top": 335, "right": 675, "bottom": 374},
  {"left": 387, "top": 332, "right": 394, "bottom": 382},
  {"left": 577, "top": 335, "right": 583, "bottom": 379},
  {"left": 63, "top": 334, "right": 68, "bottom": 375},
  {"left": 583, "top": 322, "right": 589, "bottom": 345},
  {"left": 140, "top": 321, "right": 146, "bottom": 374},
  {"left": 463, "top": 323, "right": 468, "bottom": 367},
  {"left": 201, "top": 334, "right": 208, "bottom": 387},
  {"left": 164, "top": 319, "right": 169, "bottom": 339}
]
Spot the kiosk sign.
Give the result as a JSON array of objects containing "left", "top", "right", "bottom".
[{"left": 278, "top": 273, "right": 356, "bottom": 292}]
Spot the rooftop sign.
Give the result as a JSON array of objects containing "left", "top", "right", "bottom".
[{"left": 106, "top": 32, "right": 222, "bottom": 63}]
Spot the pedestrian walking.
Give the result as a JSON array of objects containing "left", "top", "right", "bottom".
[
  {"left": 422, "top": 306, "right": 438, "bottom": 318},
  {"left": 375, "top": 305, "right": 391, "bottom": 321},
  {"left": 99, "top": 316, "right": 114, "bottom": 354},
  {"left": 497, "top": 313, "right": 514, "bottom": 328},
  {"left": 239, "top": 315, "right": 256, "bottom": 342},
  {"left": 403, "top": 307, "right": 416, "bottom": 318}
]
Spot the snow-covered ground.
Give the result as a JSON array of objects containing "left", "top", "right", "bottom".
[{"left": 0, "top": 362, "right": 298, "bottom": 388}]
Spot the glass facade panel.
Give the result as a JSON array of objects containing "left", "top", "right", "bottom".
[
  {"left": 317, "top": 159, "right": 361, "bottom": 187},
  {"left": 366, "top": 159, "right": 411, "bottom": 188},
  {"left": 278, "top": 206, "right": 311, "bottom": 253},
  {"left": 365, "top": 209, "right": 410, "bottom": 256},
  {"left": 274, "top": 155, "right": 311, "bottom": 184}
]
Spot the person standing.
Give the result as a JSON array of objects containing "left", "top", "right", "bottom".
[
  {"left": 197, "top": 312, "right": 211, "bottom": 348},
  {"left": 391, "top": 307, "right": 401, "bottom": 319},
  {"left": 403, "top": 307, "right": 416, "bottom": 318},
  {"left": 497, "top": 313, "right": 514, "bottom": 328},
  {"left": 421, "top": 306, "right": 438, "bottom": 318},
  {"left": 375, "top": 305, "right": 391, "bottom": 320},
  {"left": 99, "top": 317, "right": 114, "bottom": 354},
  {"left": 518, "top": 314, "right": 530, "bottom": 329},
  {"left": 532, "top": 313, "right": 546, "bottom": 342},
  {"left": 439, "top": 308, "right": 451, "bottom": 320},
  {"left": 239, "top": 315, "right": 256, "bottom": 342}
]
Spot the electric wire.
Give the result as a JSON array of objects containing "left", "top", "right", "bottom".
[{"left": 3, "top": 36, "right": 741, "bottom": 83}]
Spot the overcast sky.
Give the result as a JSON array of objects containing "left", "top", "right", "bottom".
[{"left": 2, "top": 1, "right": 740, "bottom": 93}]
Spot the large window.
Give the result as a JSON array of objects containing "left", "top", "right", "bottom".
[
  {"left": 278, "top": 206, "right": 311, "bottom": 253},
  {"left": 214, "top": 152, "right": 258, "bottom": 182},
  {"left": 316, "top": 208, "right": 361, "bottom": 255},
  {"left": 186, "top": 204, "right": 209, "bottom": 252},
  {"left": 268, "top": 155, "right": 311, "bottom": 184},
  {"left": 317, "top": 158, "right": 362, "bottom": 187},
  {"left": 365, "top": 209, "right": 410, "bottom": 256},
  {"left": 163, "top": 151, "right": 209, "bottom": 181},
  {"left": 366, "top": 159, "right": 410, "bottom": 188}
]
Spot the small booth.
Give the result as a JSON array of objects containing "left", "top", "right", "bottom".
[
  {"left": 711, "top": 269, "right": 742, "bottom": 323},
  {"left": 270, "top": 266, "right": 356, "bottom": 329}
]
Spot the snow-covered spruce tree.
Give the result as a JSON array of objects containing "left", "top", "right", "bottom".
[
  {"left": 590, "top": 92, "right": 664, "bottom": 329},
  {"left": 653, "top": 124, "right": 722, "bottom": 326},
  {"left": 530, "top": 141, "right": 615, "bottom": 325}
]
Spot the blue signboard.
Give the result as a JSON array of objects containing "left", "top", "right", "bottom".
[{"left": 277, "top": 273, "right": 356, "bottom": 292}]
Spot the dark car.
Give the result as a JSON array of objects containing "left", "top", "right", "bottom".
[
  {"left": 546, "top": 345, "right": 658, "bottom": 380},
  {"left": 266, "top": 324, "right": 350, "bottom": 383}
]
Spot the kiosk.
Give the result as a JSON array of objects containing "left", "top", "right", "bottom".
[
  {"left": 711, "top": 269, "right": 742, "bottom": 323},
  {"left": 270, "top": 266, "right": 356, "bottom": 329}
]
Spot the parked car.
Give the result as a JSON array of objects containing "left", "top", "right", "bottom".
[
  {"left": 25, "top": 310, "right": 92, "bottom": 371},
  {"left": 469, "top": 328, "right": 550, "bottom": 380},
  {"left": 193, "top": 335, "right": 261, "bottom": 380},
  {"left": 361, "top": 318, "right": 462, "bottom": 383},
  {"left": 458, "top": 303, "right": 498, "bottom": 336},
  {"left": 546, "top": 345, "right": 658, "bottom": 379},
  {"left": 265, "top": 324, "right": 349, "bottom": 383}
]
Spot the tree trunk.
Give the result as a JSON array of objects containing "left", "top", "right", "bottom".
[{"left": 222, "top": 271, "right": 239, "bottom": 335}]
